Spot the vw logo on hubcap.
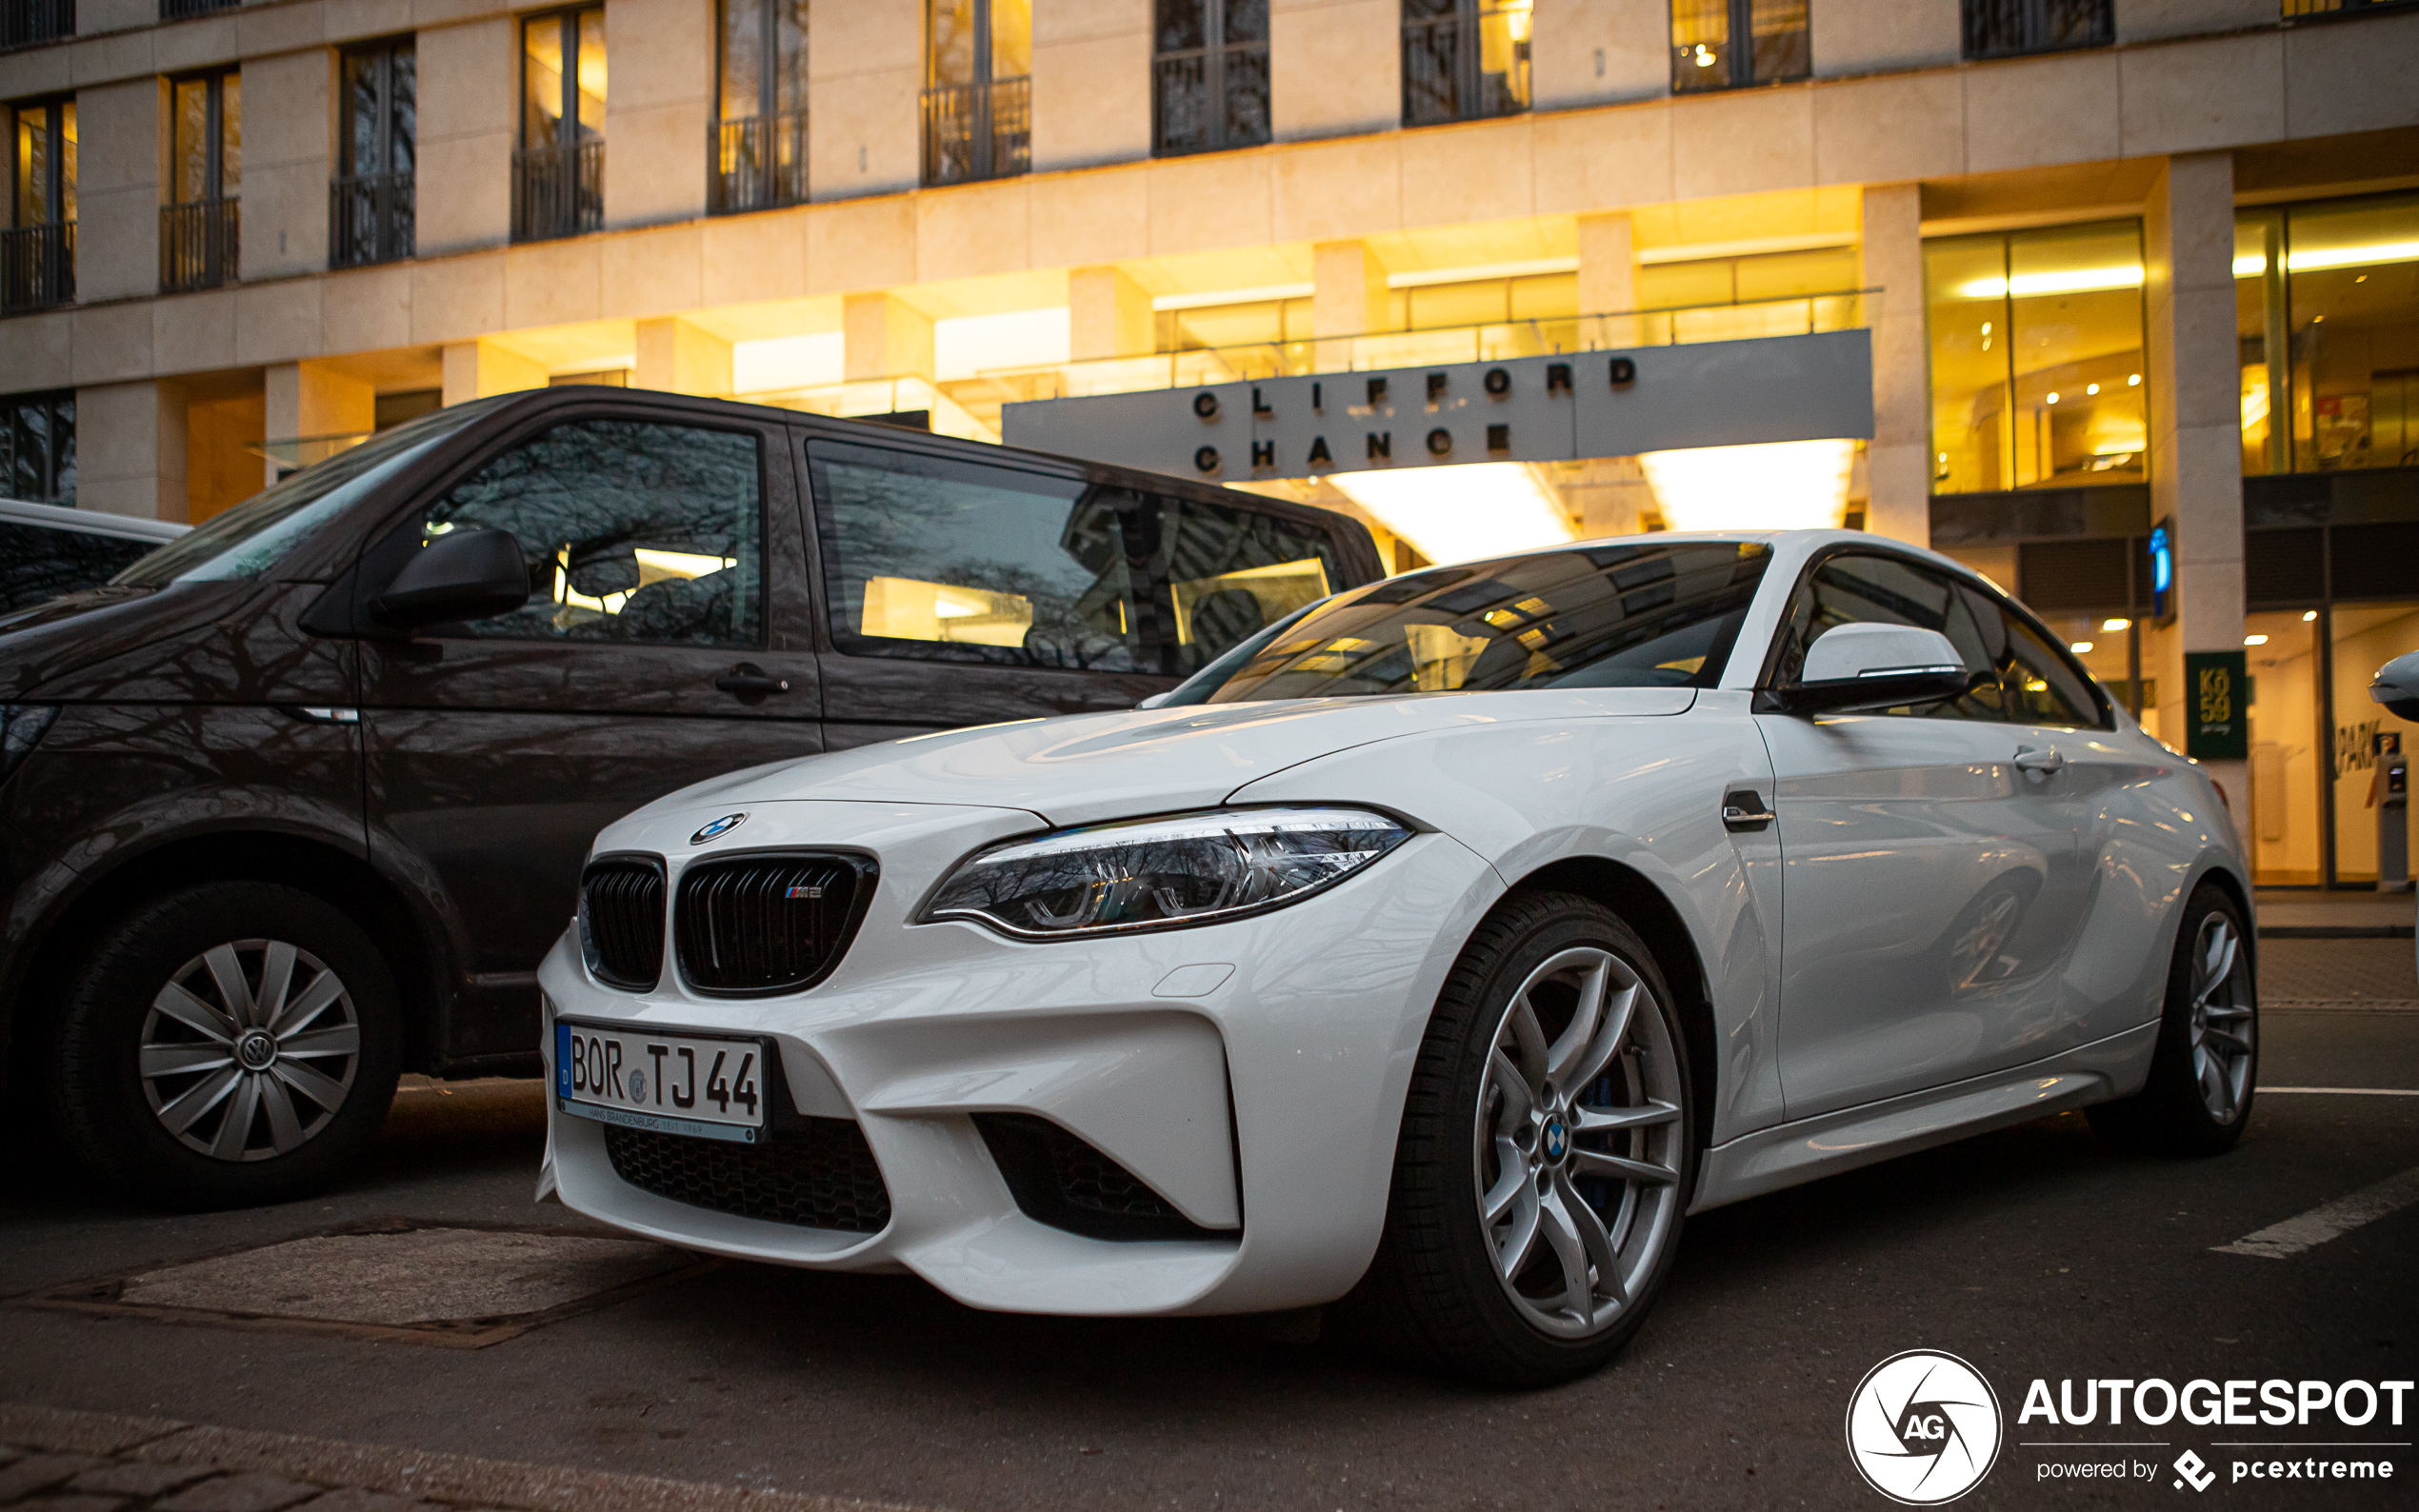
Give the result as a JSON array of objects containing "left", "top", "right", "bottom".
[
  {"left": 690, "top": 813, "right": 748, "bottom": 846},
  {"left": 1542, "top": 1119, "right": 1569, "bottom": 1163},
  {"left": 234, "top": 1028, "right": 278, "bottom": 1071}
]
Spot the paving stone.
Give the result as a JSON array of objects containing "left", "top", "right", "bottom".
[
  {"left": 69, "top": 1465, "right": 219, "bottom": 1499},
  {"left": 153, "top": 1475, "right": 323, "bottom": 1512},
  {"left": 0, "top": 1456, "right": 108, "bottom": 1502},
  {"left": 290, "top": 1491, "right": 438, "bottom": 1512},
  {"left": 21, "top": 1496, "right": 127, "bottom": 1512},
  {"left": 0, "top": 1453, "right": 22, "bottom": 1471}
]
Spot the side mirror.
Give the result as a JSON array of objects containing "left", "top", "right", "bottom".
[
  {"left": 370, "top": 528, "right": 530, "bottom": 631},
  {"left": 1769, "top": 623, "right": 1978, "bottom": 716},
  {"left": 1135, "top": 690, "right": 1173, "bottom": 710},
  {"left": 2374, "top": 649, "right": 2419, "bottom": 722}
]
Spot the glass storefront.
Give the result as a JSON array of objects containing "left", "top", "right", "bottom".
[
  {"left": 2247, "top": 609, "right": 2324, "bottom": 886},
  {"left": 1925, "top": 222, "right": 2148, "bottom": 494},
  {"left": 2329, "top": 602, "right": 2419, "bottom": 883},
  {"left": 2237, "top": 192, "right": 2419, "bottom": 475}
]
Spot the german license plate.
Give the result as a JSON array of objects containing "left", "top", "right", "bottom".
[{"left": 555, "top": 1021, "right": 768, "bottom": 1144}]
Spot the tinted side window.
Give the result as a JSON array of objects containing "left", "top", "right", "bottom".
[
  {"left": 1158, "top": 494, "right": 1342, "bottom": 674},
  {"left": 415, "top": 420, "right": 764, "bottom": 648},
  {"left": 1993, "top": 599, "right": 2105, "bottom": 727},
  {"left": 811, "top": 441, "right": 1150, "bottom": 672},
  {"left": 0, "top": 521, "right": 158, "bottom": 613},
  {"left": 1775, "top": 553, "right": 2005, "bottom": 720}
]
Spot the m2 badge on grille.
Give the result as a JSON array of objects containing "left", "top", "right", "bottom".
[{"left": 555, "top": 1021, "right": 767, "bottom": 1144}]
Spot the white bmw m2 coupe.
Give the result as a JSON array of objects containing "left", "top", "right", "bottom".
[{"left": 537, "top": 529, "right": 2254, "bottom": 1383}]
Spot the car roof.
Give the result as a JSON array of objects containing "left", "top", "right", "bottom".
[{"left": 0, "top": 497, "right": 190, "bottom": 541}]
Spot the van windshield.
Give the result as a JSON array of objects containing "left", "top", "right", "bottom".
[
  {"left": 1173, "top": 541, "right": 1772, "bottom": 703},
  {"left": 114, "top": 403, "right": 492, "bottom": 587}
]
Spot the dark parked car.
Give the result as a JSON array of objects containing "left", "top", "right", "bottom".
[
  {"left": 0, "top": 388, "right": 1382, "bottom": 1207},
  {"left": 0, "top": 497, "right": 189, "bottom": 615}
]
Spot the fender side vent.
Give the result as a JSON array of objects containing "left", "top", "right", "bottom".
[{"left": 972, "top": 1112, "right": 1235, "bottom": 1243}]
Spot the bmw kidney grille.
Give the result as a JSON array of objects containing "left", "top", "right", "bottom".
[
  {"left": 675, "top": 852, "right": 874, "bottom": 995},
  {"left": 579, "top": 857, "right": 666, "bottom": 990}
]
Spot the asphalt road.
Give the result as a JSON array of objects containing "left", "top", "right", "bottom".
[{"left": 5, "top": 939, "right": 2416, "bottom": 1511}]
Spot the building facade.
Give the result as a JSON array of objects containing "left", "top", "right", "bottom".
[{"left": 3, "top": 0, "right": 2418, "bottom": 885}]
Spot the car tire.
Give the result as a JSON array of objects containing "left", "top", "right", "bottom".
[
  {"left": 2087, "top": 884, "right": 2256, "bottom": 1158},
  {"left": 48, "top": 883, "right": 404, "bottom": 1209},
  {"left": 1346, "top": 890, "right": 1695, "bottom": 1385}
]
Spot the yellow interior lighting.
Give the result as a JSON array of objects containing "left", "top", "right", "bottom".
[
  {"left": 1329, "top": 463, "right": 1578, "bottom": 567},
  {"left": 1637, "top": 438, "right": 1857, "bottom": 533}
]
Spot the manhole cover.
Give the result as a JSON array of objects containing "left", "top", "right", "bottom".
[{"left": 16, "top": 1220, "right": 714, "bottom": 1346}]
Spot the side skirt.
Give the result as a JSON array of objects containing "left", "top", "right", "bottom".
[{"left": 1689, "top": 1021, "right": 2160, "bottom": 1214}]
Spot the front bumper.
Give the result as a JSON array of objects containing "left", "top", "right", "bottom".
[{"left": 540, "top": 797, "right": 1503, "bottom": 1317}]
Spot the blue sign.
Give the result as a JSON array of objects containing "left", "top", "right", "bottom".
[{"left": 2148, "top": 520, "right": 2174, "bottom": 624}]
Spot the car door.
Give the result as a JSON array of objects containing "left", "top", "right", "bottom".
[
  {"left": 1755, "top": 550, "right": 2084, "bottom": 1120},
  {"left": 358, "top": 406, "right": 821, "bottom": 1063}
]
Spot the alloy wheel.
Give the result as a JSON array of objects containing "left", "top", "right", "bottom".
[
  {"left": 1472, "top": 945, "right": 1685, "bottom": 1339},
  {"left": 2186, "top": 914, "right": 2254, "bottom": 1124},
  {"left": 137, "top": 939, "right": 362, "bottom": 1161}
]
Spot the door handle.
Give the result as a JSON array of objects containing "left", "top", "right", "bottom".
[
  {"left": 2013, "top": 745, "right": 2066, "bottom": 774},
  {"left": 713, "top": 663, "right": 793, "bottom": 703},
  {"left": 1721, "top": 788, "right": 1774, "bottom": 832}
]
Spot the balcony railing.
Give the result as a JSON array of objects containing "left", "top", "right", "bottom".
[
  {"left": 159, "top": 0, "right": 237, "bottom": 18},
  {"left": 1153, "top": 43, "right": 1270, "bottom": 156},
  {"left": 922, "top": 76, "right": 1030, "bottom": 188},
  {"left": 1961, "top": 0, "right": 2113, "bottom": 58},
  {"left": 2, "top": 221, "right": 73, "bottom": 311},
  {"left": 3, "top": 0, "right": 74, "bottom": 47},
  {"left": 2283, "top": 0, "right": 2419, "bottom": 14},
  {"left": 160, "top": 197, "right": 238, "bottom": 291},
  {"left": 512, "top": 140, "right": 603, "bottom": 243},
  {"left": 330, "top": 169, "right": 414, "bottom": 268},
  {"left": 1403, "top": 10, "right": 1529, "bottom": 129},
  {"left": 710, "top": 112, "right": 807, "bottom": 214}
]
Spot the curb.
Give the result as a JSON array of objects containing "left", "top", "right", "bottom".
[
  {"left": 0, "top": 1404, "right": 943, "bottom": 1512},
  {"left": 2259, "top": 925, "right": 2415, "bottom": 939}
]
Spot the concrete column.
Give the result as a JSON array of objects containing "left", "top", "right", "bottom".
[
  {"left": 1312, "top": 238, "right": 1389, "bottom": 372},
  {"left": 240, "top": 50, "right": 334, "bottom": 280},
  {"left": 604, "top": 0, "right": 711, "bottom": 229},
  {"left": 73, "top": 78, "right": 165, "bottom": 302},
  {"left": 442, "top": 340, "right": 549, "bottom": 406},
  {"left": 807, "top": 0, "right": 922, "bottom": 199},
  {"left": 842, "top": 292, "right": 934, "bottom": 381},
  {"left": 2146, "top": 151, "right": 2249, "bottom": 818},
  {"left": 1271, "top": 0, "right": 1400, "bottom": 142},
  {"left": 1860, "top": 183, "right": 1929, "bottom": 547},
  {"left": 1578, "top": 210, "right": 1640, "bottom": 349},
  {"left": 635, "top": 317, "right": 735, "bottom": 395},
  {"left": 75, "top": 380, "right": 188, "bottom": 523},
  {"left": 416, "top": 20, "right": 516, "bottom": 255},
  {"left": 1032, "top": 0, "right": 1151, "bottom": 172},
  {"left": 264, "top": 362, "right": 376, "bottom": 485},
  {"left": 1069, "top": 265, "right": 1152, "bottom": 360}
]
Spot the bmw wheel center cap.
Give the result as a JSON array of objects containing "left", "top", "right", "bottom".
[
  {"left": 1542, "top": 1119, "right": 1569, "bottom": 1162},
  {"left": 690, "top": 813, "right": 748, "bottom": 845}
]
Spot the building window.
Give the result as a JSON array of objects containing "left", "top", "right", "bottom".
[
  {"left": 159, "top": 0, "right": 237, "bottom": 19},
  {"left": 515, "top": 8, "right": 604, "bottom": 243},
  {"left": 2, "top": 388, "right": 74, "bottom": 504},
  {"left": 1670, "top": 0, "right": 1809, "bottom": 93},
  {"left": 1960, "top": 0, "right": 2112, "bottom": 60},
  {"left": 6, "top": 98, "right": 74, "bottom": 312},
  {"left": 924, "top": 0, "right": 1030, "bottom": 187},
  {"left": 1403, "top": 0, "right": 1531, "bottom": 127},
  {"left": 331, "top": 39, "right": 414, "bottom": 269},
  {"left": 161, "top": 70, "right": 238, "bottom": 292},
  {"left": 1153, "top": 0, "right": 1269, "bottom": 156},
  {"left": 712, "top": 0, "right": 807, "bottom": 213},
  {"left": 2237, "top": 192, "right": 2419, "bottom": 476},
  {"left": 2, "top": 0, "right": 74, "bottom": 49},
  {"left": 1925, "top": 221, "right": 2148, "bottom": 495}
]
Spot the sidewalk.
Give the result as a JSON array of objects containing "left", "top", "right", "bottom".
[
  {"left": 2254, "top": 888, "right": 2416, "bottom": 938},
  {"left": 0, "top": 1406, "right": 937, "bottom": 1512}
]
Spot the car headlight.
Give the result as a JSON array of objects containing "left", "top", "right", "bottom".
[{"left": 921, "top": 806, "right": 1413, "bottom": 940}]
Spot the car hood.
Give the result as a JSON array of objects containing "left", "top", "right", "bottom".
[{"left": 636, "top": 686, "right": 1697, "bottom": 829}]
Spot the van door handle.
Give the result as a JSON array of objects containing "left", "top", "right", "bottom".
[
  {"left": 713, "top": 663, "right": 792, "bottom": 703},
  {"left": 2013, "top": 745, "right": 2066, "bottom": 773}
]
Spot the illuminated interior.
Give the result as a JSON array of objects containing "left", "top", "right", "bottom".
[
  {"left": 550, "top": 545, "right": 735, "bottom": 624},
  {"left": 859, "top": 575, "right": 1036, "bottom": 647},
  {"left": 1170, "top": 558, "right": 1331, "bottom": 646},
  {"left": 1637, "top": 437, "right": 1857, "bottom": 532},
  {"left": 1329, "top": 462, "right": 1578, "bottom": 567},
  {"left": 2237, "top": 194, "right": 2419, "bottom": 476}
]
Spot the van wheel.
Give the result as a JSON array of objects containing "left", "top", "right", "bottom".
[
  {"left": 49, "top": 883, "right": 403, "bottom": 1209},
  {"left": 2088, "top": 885, "right": 2256, "bottom": 1157}
]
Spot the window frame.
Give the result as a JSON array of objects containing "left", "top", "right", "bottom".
[
  {"left": 339, "top": 37, "right": 415, "bottom": 180},
  {"left": 1959, "top": 0, "right": 2115, "bottom": 63},
  {"left": 521, "top": 7, "right": 605, "bottom": 155},
  {"left": 11, "top": 97, "right": 75, "bottom": 229},
  {"left": 1669, "top": 0, "right": 1811, "bottom": 95},
  {"left": 168, "top": 69, "right": 239, "bottom": 206},
  {"left": 1151, "top": 0, "right": 1273, "bottom": 158},
  {"left": 1, "top": 388, "right": 75, "bottom": 505}
]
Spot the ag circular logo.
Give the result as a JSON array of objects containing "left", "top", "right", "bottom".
[
  {"left": 1845, "top": 1350, "right": 2002, "bottom": 1504},
  {"left": 690, "top": 813, "right": 747, "bottom": 846}
]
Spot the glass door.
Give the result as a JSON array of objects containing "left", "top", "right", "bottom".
[
  {"left": 2330, "top": 602, "right": 2419, "bottom": 885},
  {"left": 2247, "top": 609, "right": 2324, "bottom": 886}
]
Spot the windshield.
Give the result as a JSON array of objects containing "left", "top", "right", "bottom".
[
  {"left": 113, "top": 402, "right": 493, "bottom": 587},
  {"left": 1185, "top": 540, "right": 1772, "bottom": 703}
]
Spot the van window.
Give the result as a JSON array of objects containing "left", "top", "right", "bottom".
[
  {"left": 811, "top": 441, "right": 1150, "bottom": 672},
  {"left": 0, "top": 521, "right": 162, "bottom": 613},
  {"left": 1157, "top": 493, "right": 1342, "bottom": 676},
  {"left": 416, "top": 419, "right": 764, "bottom": 648}
]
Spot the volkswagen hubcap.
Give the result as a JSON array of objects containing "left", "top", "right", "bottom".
[{"left": 138, "top": 939, "right": 361, "bottom": 1162}]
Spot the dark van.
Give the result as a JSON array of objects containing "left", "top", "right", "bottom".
[{"left": 0, "top": 388, "right": 1382, "bottom": 1207}]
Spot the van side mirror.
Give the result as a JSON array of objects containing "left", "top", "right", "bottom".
[
  {"left": 370, "top": 528, "right": 530, "bottom": 631},
  {"left": 1764, "top": 623, "right": 1979, "bottom": 716}
]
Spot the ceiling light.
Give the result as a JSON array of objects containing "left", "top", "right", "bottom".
[
  {"left": 2046, "top": 392, "right": 2060, "bottom": 404},
  {"left": 2087, "top": 383, "right": 2100, "bottom": 395},
  {"left": 2245, "top": 634, "right": 2269, "bottom": 647},
  {"left": 2102, "top": 617, "right": 2130, "bottom": 631},
  {"left": 2071, "top": 641, "right": 2094, "bottom": 654},
  {"left": 1955, "top": 266, "right": 2145, "bottom": 299},
  {"left": 2303, "top": 609, "right": 2318, "bottom": 622},
  {"left": 1328, "top": 463, "right": 1577, "bottom": 567},
  {"left": 2128, "top": 374, "right": 2141, "bottom": 386},
  {"left": 1636, "top": 438, "right": 1858, "bottom": 533},
  {"left": 2282, "top": 238, "right": 2419, "bottom": 273}
]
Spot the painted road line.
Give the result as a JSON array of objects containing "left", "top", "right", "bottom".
[
  {"left": 2259, "top": 1086, "right": 2419, "bottom": 1096},
  {"left": 2213, "top": 1164, "right": 2419, "bottom": 1260}
]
